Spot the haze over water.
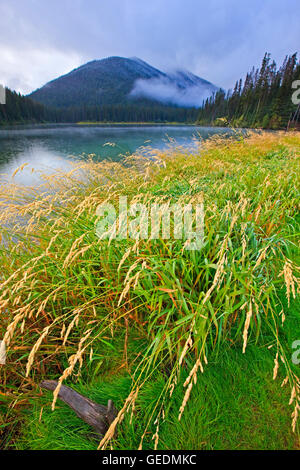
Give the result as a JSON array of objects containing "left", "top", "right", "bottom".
[{"left": 0, "top": 124, "right": 233, "bottom": 186}]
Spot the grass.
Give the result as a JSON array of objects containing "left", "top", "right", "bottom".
[
  {"left": 0, "top": 130, "right": 299, "bottom": 450},
  {"left": 14, "top": 341, "right": 300, "bottom": 450}
]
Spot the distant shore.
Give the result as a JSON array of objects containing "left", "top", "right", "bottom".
[
  {"left": 0, "top": 121, "right": 199, "bottom": 129},
  {"left": 76, "top": 121, "right": 197, "bottom": 126}
]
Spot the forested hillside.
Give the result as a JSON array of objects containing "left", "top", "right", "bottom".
[
  {"left": 197, "top": 53, "right": 300, "bottom": 129},
  {"left": 28, "top": 56, "right": 217, "bottom": 108},
  {"left": 0, "top": 90, "right": 199, "bottom": 124},
  {"left": 0, "top": 89, "right": 56, "bottom": 124},
  {"left": 56, "top": 103, "right": 199, "bottom": 123},
  {"left": 1, "top": 53, "right": 299, "bottom": 128}
]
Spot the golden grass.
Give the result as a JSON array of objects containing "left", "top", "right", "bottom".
[{"left": 0, "top": 130, "right": 299, "bottom": 448}]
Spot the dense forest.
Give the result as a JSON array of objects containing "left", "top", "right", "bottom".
[
  {"left": 28, "top": 56, "right": 217, "bottom": 109},
  {"left": 0, "top": 89, "right": 52, "bottom": 124},
  {"left": 1, "top": 53, "right": 299, "bottom": 128},
  {"left": 197, "top": 53, "right": 300, "bottom": 129},
  {"left": 0, "top": 89, "right": 199, "bottom": 124},
  {"left": 57, "top": 103, "right": 199, "bottom": 123}
]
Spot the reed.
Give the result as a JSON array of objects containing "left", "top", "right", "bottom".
[{"left": 0, "top": 130, "right": 299, "bottom": 449}]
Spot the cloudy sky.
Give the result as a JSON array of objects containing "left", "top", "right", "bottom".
[{"left": 0, "top": 0, "right": 299, "bottom": 95}]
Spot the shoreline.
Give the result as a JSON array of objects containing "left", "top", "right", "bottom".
[{"left": 0, "top": 120, "right": 288, "bottom": 131}]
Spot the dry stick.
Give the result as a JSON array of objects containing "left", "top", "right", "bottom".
[{"left": 40, "top": 380, "right": 118, "bottom": 435}]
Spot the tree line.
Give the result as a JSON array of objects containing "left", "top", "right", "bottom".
[
  {"left": 0, "top": 89, "right": 199, "bottom": 124},
  {"left": 1, "top": 53, "right": 299, "bottom": 128},
  {"left": 197, "top": 52, "right": 300, "bottom": 129}
]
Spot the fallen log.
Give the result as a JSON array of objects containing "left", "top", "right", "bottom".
[{"left": 40, "top": 380, "right": 118, "bottom": 435}]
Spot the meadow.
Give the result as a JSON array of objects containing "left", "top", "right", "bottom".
[{"left": 0, "top": 130, "right": 299, "bottom": 450}]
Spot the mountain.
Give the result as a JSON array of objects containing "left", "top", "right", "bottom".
[{"left": 28, "top": 56, "right": 218, "bottom": 109}]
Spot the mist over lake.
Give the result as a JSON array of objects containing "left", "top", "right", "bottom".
[{"left": 0, "top": 124, "right": 232, "bottom": 186}]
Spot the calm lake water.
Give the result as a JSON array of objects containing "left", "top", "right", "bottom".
[{"left": 0, "top": 124, "right": 232, "bottom": 186}]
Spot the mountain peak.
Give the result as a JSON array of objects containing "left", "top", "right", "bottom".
[{"left": 28, "top": 56, "right": 218, "bottom": 108}]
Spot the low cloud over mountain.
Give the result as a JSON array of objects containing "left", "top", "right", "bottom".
[
  {"left": 29, "top": 56, "right": 218, "bottom": 109},
  {"left": 131, "top": 68, "right": 218, "bottom": 107}
]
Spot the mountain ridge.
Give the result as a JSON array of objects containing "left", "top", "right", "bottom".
[{"left": 28, "top": 56, "right": 218, "bottom": 109}]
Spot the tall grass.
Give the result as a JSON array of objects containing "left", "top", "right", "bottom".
[{"left": 0, "top": 131, "right": 299, "bottom": 449}]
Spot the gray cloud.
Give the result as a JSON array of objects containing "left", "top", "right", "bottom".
[
  {"left": 131, "top": 75, "right": 217, "bottom": 107},
  {"left": 0, "top": 0, "right": 299, "bottom": 95}
]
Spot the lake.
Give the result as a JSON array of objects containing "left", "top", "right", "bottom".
[{"left": 0, "top": 124, "right": 233, "bottom": 186}]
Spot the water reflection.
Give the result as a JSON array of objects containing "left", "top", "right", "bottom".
[{"left": 0, "top": 124, "right": 232, "bottom": 186}]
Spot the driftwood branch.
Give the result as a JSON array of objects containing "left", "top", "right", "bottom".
[{"left": 40, "top": 380, "right": 118, "bottom": 435}]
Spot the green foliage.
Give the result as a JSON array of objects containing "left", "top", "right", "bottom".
[
  {"left": 2, "top": 56, "right": 205, "bottom": 125},
  {"left": 28, "top": 56, "right": 216, "bottom": 110},
  {"left": 15, "top": 340, "right": 299, "bottom": 450},
  {"left": 0, "top": 131, "right": 299, "bottom": 449},
  {"left": 197, "top": 52, "right": 300, "bottom": 129},
  {"left": 0, "top": 88, "right": 199, "bottom": 125},
  {"left": 0, "top": 89, "right": 54, "bottom": 124},
  {"left": 262, "top": 114, "right": 270, "bottom": 129}
]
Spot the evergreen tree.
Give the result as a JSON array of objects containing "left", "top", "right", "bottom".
[{"left": 197, "top": 53, "right": 300, "bottom": 129}]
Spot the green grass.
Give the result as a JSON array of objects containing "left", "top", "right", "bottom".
[
  {"left": 13, "top": 290, "right": 300, "bottom": 451},
  {"left": 0, "top": 130, "right": 299, "bottom": 450},
  {"left": 15, "top": 340, "right": 299, "bottom": 450}
]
